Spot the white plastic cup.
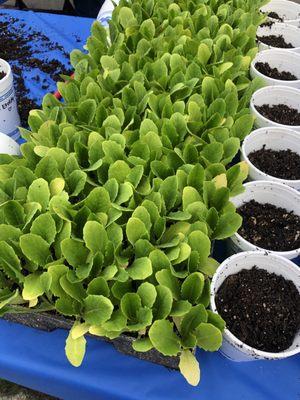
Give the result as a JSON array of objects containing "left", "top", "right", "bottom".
[
  {"left": 250, "top": 85, "right": 300, "bottom": 131},
  {"left": 0, "top": 131, "right": 20, "bottom": 155},
  {"left": 0, "top": 59, "right": 20, "bottom": 140},
  {"left": 241, "top": 127, "right": 300, "bottom": 190},
  {"left": 97, "top": 0, "right": 119, "bottom": 26},
  {"left": 228, "top": 181, "right": 300, "bottom": 263},
  {"left": 210, "top": 251, "right": 300, "bottom": 361},
  {"left": 250, "top": 49, "right": 300, "bottom": 88},
  {"left": 260, "top": 0, "right": 300, "bottom": 27},
  {"left": 256, "top": 23, "right": 300, "bottom": 53}
]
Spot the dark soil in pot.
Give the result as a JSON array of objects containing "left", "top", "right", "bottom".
[
  {"left": 237, "top": 200, "right": 300, "bottom": 251},
  {"left": 255, "top": 104, "right": 300, "bottom": 126},
  {"left": 215, "top": 267, "right": 300, "bottom": 352},
  {"left": 268, "top": 11, "right": 284, "bottom": 22},
  {"left": 0, "top": 70, "right": 6, "bottom": 80},
  {"left": 255, "top": 62, "right": 297, "bottom": 81},
  {"left": 260, "top": 20, "right": 275, "bottom": 28},
  {"left": 257, "top": 34, "right": 294, "bottom": 48},
  {"left": 248, "top": 145, "right": 300, "bottom": 180}
]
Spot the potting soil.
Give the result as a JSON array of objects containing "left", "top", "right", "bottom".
[
  {"left": 267, "top": 11, "right": 284, "bottom": 22},
  {"left": 255, "top": 104, "right": 300, "bottom": 126},
  {"left": 260, "top": 20, "right": 275, "bottom": 28},
  {"left": 237, "top": 200, "right": 300, "bottom": 251},
  {"left": 248, "top": 146, "right": 300, "bottom": 180},
  {"left": 215, "top": 267, "right": 300, "bottom": 352},
  {"left": 0, "top": 13, "right": 72, "bottom": 127},
  {"left": 255, "top": 61, "right": 297, "bottom": 81},
  {"left": 257, "top": 34, "right": 294, "bottom": 48}
]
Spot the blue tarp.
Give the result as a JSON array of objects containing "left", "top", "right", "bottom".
[
  {"left": 0, "top": 9, "right": 91, "bottom": 112},
  {"left": 0, "top": 8, "right": 299, "bottom": 400},
  {"left": 0, "top": 318, "right": 299, "bottom": 400}
]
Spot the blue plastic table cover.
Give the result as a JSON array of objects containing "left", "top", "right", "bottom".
[
  {"left": 0, "top": 8, "right": 299, "bottom": 400},
  {"left": 0, "top": 9, "right": 92, "bottom": 113}
]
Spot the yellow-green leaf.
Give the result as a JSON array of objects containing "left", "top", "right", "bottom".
[
  {"left": 179, "top": 350, "right": 200, "bottom": 386},
  {"left": 65, "top": 330, "right": 86, "bottom": 367}
]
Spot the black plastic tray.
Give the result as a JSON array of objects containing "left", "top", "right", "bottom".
[{"left": 3, "top": 312, "right": 179, "bottom": 369}]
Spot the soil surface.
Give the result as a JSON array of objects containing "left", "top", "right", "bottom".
[
  {"left": 260, "top": 20, "right": 275, "bottom": 28},
  {"left": 255, "top": 61, "right": 297, "bottom": 81},
  {"left": 248, "top": 146, "right": 300, "bottom": 180},
  {"left": 237, "top": 200, "right": 300, "bottom": 251},
  {"left": 0, "top": 13, "right": 72, "bottom": 127},
  {"left": 255, "top": 104, "right": 300, "bottom": 126},
  {"left": 257, "top": 34, "right": 294, "bottom": 48},
  {"left": 268, "top": 11, "right": 284, "bottom": 21},
  {"left": 0, "top": 70, "right": 6, "bottom": 80},
  {"left": 216, "top": 267, "right": 300, "bottom": 352}
]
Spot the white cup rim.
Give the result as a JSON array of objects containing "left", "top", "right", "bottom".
[
  {"left": 260, "top": 0, "right": 300, "bottom": 24},
  {"left": 210, "top": 250, "right": 300, "bottom": 359},
  {"left": 241, "top": 127, "right": 300, "bottom": 185},
  {"left": 251, "top": 85, "right": 300, "bottom": 129},
  {"left": 0, "top": 59, "right": 12, "bottom": 87}
]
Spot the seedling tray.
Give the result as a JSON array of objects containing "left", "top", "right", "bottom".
[{"left": 3, "top": 312, "right": 179, "bottom": 370}]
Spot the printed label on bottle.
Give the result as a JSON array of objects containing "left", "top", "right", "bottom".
[{"left": 0, "top": 85, "right": 21, "bottom": 139}]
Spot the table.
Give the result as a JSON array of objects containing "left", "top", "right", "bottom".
[{"left": 0, "top": 8, "right": 299, "bottom": 400}]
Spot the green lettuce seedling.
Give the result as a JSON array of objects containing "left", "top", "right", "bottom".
[{"left": 0, "top": 0, "right": 265, "bottom": 386}]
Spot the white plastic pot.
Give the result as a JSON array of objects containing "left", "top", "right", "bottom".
[
  {"left": 0, "top": 131, "right": 20, "bottom": 155},
  {"left": 210, "top": 251, "right": 300, "bottom": 362},
  {"left": 97, "top": 0, "right": 118, "bottom": 26},
  {"left": 260, "top": 0, "right": 300, "bottom": 27},
  {"left": 250, "top": 85, "right": 300, "bottom": 131},
  {"left": 256, "top": 23, "right": 300, "bottom": 53},
  {"left": 0, "top": 59, "right": 20, "bottom": 140},
  {"left": 241, "top": 127, "right": 300, "bottom": 190},
  {"left": 228, "top": 181, "right": 300, "bottom": 263},
  {"left": 250, "top": 49, "right": 300, "bottom": 88}
]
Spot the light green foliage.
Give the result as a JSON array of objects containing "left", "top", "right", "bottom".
[{"left": 0, "top": 0, "right": 265, "bottom": 386}]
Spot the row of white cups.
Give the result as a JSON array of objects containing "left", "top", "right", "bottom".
[{"left": 212, "top": 0, "right": 300, "bottom": 362}]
